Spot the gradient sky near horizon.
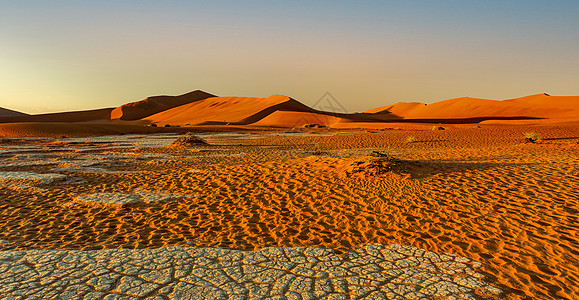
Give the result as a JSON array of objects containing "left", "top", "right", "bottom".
[{"left": 1, "top": 1, "right": 579, "bottom": 113}]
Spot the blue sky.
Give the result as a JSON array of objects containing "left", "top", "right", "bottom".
[{"left": 1, "top": 1, "right": 578, "bottom": 113}]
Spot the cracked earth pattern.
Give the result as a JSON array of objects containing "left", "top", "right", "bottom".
[{"left": 0, "top": 244, "right": 500, "bottom": 300}]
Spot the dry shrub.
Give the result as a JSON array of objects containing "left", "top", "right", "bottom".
[
  {"left": 524, "top": 132, "right": 541, "bottom": 143},
  {"left": 170, "top": 133, "right": 207, "bottom": 147}
]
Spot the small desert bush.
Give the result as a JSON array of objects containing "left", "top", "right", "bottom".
[
  {"left": 431, "top": 126, "right": 445, "bottom": 130},
  {"left": 524, "top": 132, "right": 541, "bottom": 143},
  {"left": 345, "top": 151, "right": 404, "bottom": 176},
  {"left": 163, "top": 124, "right": 171, "bottom": 128},
  {"left": 170, "top": 133, "right": 207, "bottom": 147},
  {"left": 312, "top": 150, "right": 329, "bottom": 156},
  {"left": 406, "top": 136, "right": 417, "bottom": 143},
  {"left": 149, "top": 123, "right": 157, "bottom": 127}
]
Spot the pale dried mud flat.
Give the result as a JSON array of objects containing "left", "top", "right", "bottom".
[{"left": 0, "top": 123, "right": 578, "bottom": 299}]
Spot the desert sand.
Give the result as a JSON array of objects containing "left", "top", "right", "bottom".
[
  {"left": 0, "top": 92, "right": 578, "bottom": 299},
  {"left": 0, "top": 123, "right": 578, "bottom": 299}
]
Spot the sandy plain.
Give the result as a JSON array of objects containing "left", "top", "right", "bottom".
[{"left": 0, "top": 122, "right": 578, "bottom": 299}]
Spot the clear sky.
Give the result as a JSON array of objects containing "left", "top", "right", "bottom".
[{"left": 1, "top": 1, "right": 579, "bottom": 113}]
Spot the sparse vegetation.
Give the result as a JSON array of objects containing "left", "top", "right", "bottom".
[
  {"left": 431, "top": 126, "right": 445, "bottom": 130},
  {"left": 312, "top": 150, "right": 329, "bottom": 156},
  {"left": 524, "top": 132, "right": 542, "bottom": 143},
  {"left": 149, "top": 123, "right": 157, "bottom": 127},
  {"left": 164, "top": 124, "right": 171, "bottom": 127},
  {"left": 406, "top": 136, "right": 417, "bottom": 143},
  {"left": 170, "top": 133, "right": 207, "bottom": 147},
  {"left": 347, "top": 151, "right": 406, "bottom": 176}
]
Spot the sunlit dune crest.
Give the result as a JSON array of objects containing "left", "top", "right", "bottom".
[
  {"left": 144, "top": 95, "right": 306, "bottom": 125},
  {"left": 110, "top": 90, "right": 216, "bottom": 120},
  {"left": 2, "top": 92, "right": 579, "bottom": 132},
  {"left": 0, "top": 107, "right": 29, "bottom": 118},
  {"left": 0, "top": 108, "right": 114, "bottom": 123},
  {"left": 367, "top": 93, "right": 579, "bottom": 120}
]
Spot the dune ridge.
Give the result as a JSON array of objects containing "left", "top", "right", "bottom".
[
  {"left": 144, "top": 94, "right": 399, "bottom": 128},
  {"left": 0, "top": 108, "right": 113, "bottom": 123},
  {"left": 369, "top": 93, "right": 579, "bottom": 120},
  {"left": 2, "top": 92, "right": 579, "bottom": 138},
  {"left": 0, "top": 107, "right": 28, "bottom": 118},
  {"left": 139, "top": 92, "right": 579, "bottom": 127},
  {"left": 110, "top": 90, "right": 216, "bottom": 120},
  {"left": 145, "top": 95, "right": 320, "bottom": 126}
]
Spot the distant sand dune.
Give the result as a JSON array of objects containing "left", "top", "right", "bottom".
[
  {"left": 145, "top": 95, "right": 316, "bottom": 126},
  {"left": 369, "top": 93, "right": 579, "bottom": 120},
  {"left": 2, "top": 92, "right": 578, "bottom": 136},
  {"left": 146, "top": 92, "right": 579, "bottom": 127},
  {"left": 365, "top": 101, "right": 425, "bottom": 115},
  {"left": 253, "top": 111, "right": 342, "bottom": 127},
  {"left": 0, "top": 108, "right": 113, "bottom": 123},
  {"left": 110, "top": 90, "right": 216, "bottom": 120},
  {"left": 0, "top": 107, "right": 28, "bottom": 118}
]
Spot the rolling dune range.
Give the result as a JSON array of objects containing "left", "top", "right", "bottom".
[{"left": 2, "top": 92, "right": 579, "bottom": 133}]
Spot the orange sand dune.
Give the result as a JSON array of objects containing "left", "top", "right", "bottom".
[
  {"left": 146, "top": 92, "right": 579, "bottom": 128},
  {"left": 0, "top": 107, "right": 28, "bottom": 118},
  {"left": 145, "top": 95, "right": 318, "bottom": 126},
  {"left": 0, "top": 108, "right": 114, "bottom": 123},
  {"left": 110, "top": 90, "right": 216, "bottom": 120},
  {"left": 368, "top": 94, "right": 579, "bottom": 121},
  {"left": 3, "top": 92, "right": 579, "bottom": 132},
  {"left": 365, "top": 101, "right": 425, "bottom": 115},
  {"left": 145, "top": 94, "right": 398, "bottom": 128},
  {"left": 253, "top": 111, "right": 343, "bottom": 127}
]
